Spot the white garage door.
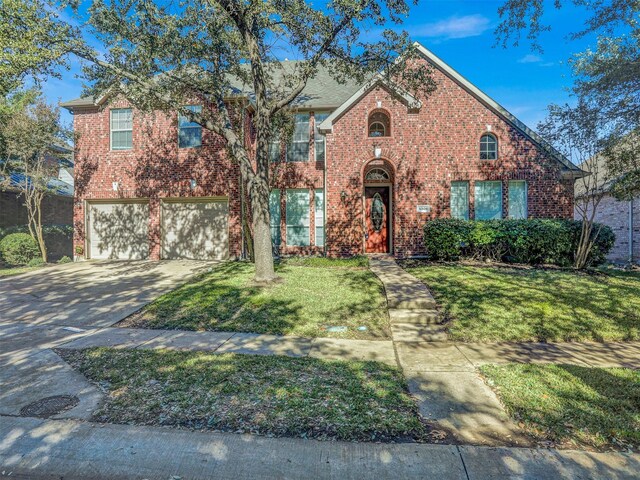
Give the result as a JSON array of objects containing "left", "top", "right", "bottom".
[
  {"left": 161, "top": 199, "right": 229, "bottom": 260},
  {"left": 88, "top": 201, "right": 149, "bottom": 260}
]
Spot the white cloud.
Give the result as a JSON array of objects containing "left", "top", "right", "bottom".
[
  {"left": 410, "top": 14, "right": 491, "bottom": 40},
  {"left": 517, "top": 54, "right": 555, "bottom": 67},
  {"left": 518, "top": 54, "right": 543, "bottom": 64}
]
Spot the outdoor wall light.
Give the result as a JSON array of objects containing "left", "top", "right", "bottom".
[
  {"left": 340, "top": 190, "right": 347, "bottom": 202},
  {"left": 373, "top": 143, "right": 382, "bottom": 159},
  {"left": 112, "top": 182, "right": 118, "bottom": 191},
  {"left": 190, "top": 179, "right": 197, "bottom": 189}
]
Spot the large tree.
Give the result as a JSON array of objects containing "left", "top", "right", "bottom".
[
  {"left": 0, "top": 94, "right": 71, "bottom": 262},
  {"left": 496, "top": 0, "right": 639, "bottom": 193},
  {"left": 1, "top": 0, "right": 432, "bottom": 282}
]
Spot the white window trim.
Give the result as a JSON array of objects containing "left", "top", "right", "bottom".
[
  {"left": 480, "top": 133, "right": 498, "bottom": 160},
  {"left": 287, "top": 113, "right": 310, "bottom": 162},
  {"left": 110, "top": 108, "right": 133, "bottom": 151},
  {"left": 178, "top": 105, "right": 203, "bottom": 149},
  {"left": 314, "top": 112, "right": 330, "bottom": 162},
  {"left": 450, "top": 181, "right": 469, "bottom": 220}
]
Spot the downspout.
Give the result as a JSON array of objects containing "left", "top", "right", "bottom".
[
  {"left": 629, "top": 198, "right": 634, "bottom": 265},
  {"left": 240, "top": 106, "right": 247, "bottom": 260},
  {"left": 323, "top": 128, "right": 328, "bottom": 257}
]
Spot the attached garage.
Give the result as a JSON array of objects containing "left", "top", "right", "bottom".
[
  {"left": 161, "top": 198, "right": 229, "bottom": 260},
  {"left": 87, "top": 200, "right": 150, "bottom": 260}
]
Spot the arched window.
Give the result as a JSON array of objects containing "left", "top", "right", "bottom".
[
  {"left": 368, "top": 111, "right": 390, "bottom": 137},
  {"left": 365, "top": 168, "right": 390, "bottom": 181},
  {"left": 480, "top": 133, "right": 497, "bottom": 160}
]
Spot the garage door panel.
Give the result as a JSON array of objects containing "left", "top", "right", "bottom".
[
  {"left": 162, "top": 200, "right": 229, "bottom": 260},
  {"left": 89, "top": 202, "right": 149, "bottom": 260}
]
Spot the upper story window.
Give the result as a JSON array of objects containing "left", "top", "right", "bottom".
[
  {"left": 314, "top": 112, "right": 330, "bottom": 162},
  {"left": 178, "top": 105, "right": 202, "bottom": 148},
  {"left": 110, "top": 108, "right": 133, "bottom": 150},
  {"left": 368, "top": 111, "right": 390, "bottom": 137},
  {"left": 480, "top": 133, "right": 497, "bottom": 160},
  {"left": 287, "top": 113, "right": 310, "bottom": 162}
]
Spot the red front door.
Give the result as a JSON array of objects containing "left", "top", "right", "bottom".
[{"left": 365, "top": 187, "right": 390, "bottom": 253}]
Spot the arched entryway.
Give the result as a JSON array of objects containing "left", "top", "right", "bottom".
[{"left": 363, "top": 160, "right": 394, "bottom": 254}]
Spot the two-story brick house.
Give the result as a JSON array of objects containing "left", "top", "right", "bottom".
[{"left": 62, "top": 43, "right": 584, "bottom": 261}]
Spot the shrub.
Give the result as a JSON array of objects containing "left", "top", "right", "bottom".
[
  {"left": 58, "top": 255, "right": 73, "bottom": 264},
  {"left": 423, "top": 219, "right": 615, "bottom": 267},
  {"left": 27, "top": 257, "right": 46, "bottom": 267},
  {"left": 423, "top": 219, "right": 473, "bottom": 260},
  {"left": 0, "top": 233, "right": 41, "bottom": 266}
]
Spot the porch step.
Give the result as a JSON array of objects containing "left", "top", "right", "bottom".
[
  {"left": 390, "top": 323, "right": 448, "bottom": 342},
  {"left": 389, "top": 309, "right": 441, "bottom": 325}
]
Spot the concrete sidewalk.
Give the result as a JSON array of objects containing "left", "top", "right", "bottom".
[
  {"left": 57, "top": 326, "right": 398, "bottom": 365},
  {"left": 1, "top": 416, "right": 638, "bottom": 480}
]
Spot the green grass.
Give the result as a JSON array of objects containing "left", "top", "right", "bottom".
[
  {"left": 403, "top": 262, "right": 640, "bottom": 342},
  {"left": 122, "top": 261, "right": 389, "bottom": 339},
  {"left": 59, "top": 348, "right": 430, "bottom": 442},
  {"left": 0, "top": 264, "right": 43, "bottom": 277},
  {"left": 480, "top": 364, "right": 640, "bottom": 450},
  {"left": 281, "top": 255, "right": 369, "bottom": 269}
]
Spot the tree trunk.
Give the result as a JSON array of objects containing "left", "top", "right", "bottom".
[{"left": 250, "top": 176, "right": 277, "bottom": 282}]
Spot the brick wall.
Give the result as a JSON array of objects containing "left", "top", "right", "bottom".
[
  {"left": 576, "top": 195, "right": 640, "bottom": 264},
  {"left": 72, "top": 98, "right": 242, "bottom": 260},
  {"left": 72, "top": 59, "right": 575, "bottom": 260},
  {"left": 1, "top": 191, "right": 73, "bottom": 228},
  {"left": 324, "top": 58, "right": 574, "bottom": 257}
]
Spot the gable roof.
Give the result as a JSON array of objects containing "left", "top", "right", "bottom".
[{"left": 319, "top": 42, "right": 585, "bottom": 178}]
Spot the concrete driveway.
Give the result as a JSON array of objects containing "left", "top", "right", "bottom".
[
  {"left": 0, "top": 259, "right": 212, "bottom": 327},
  {"left": 0, "top": 260, "right": 213, "bottom": 420}
]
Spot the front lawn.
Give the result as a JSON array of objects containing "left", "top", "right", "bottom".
[
  {"left": 121, "top": 260, "right": 389, "bottom": 339},
  {"left": 403, "top": 262, "right": 640, "bottom": 342},
  {"left": 59, "top": 348, "right": 432, "bottom": 442},
  {"left": 480, "top": 364, "right": 640, "bottom": 451},
  {"left": 0, "top": 264, "right": 44, "bottom": 277}
]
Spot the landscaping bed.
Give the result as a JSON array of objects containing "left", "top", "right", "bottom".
[
  {"left": 480, "top": 364, "right": 640, "bottom": 451},
  {"left": 58, "top": 347, "right": 439, "bottom": 443},
  {"left": 403, "top": 261, "right": 640, "bottom": 343},
  {"left": 120, "top": 260, "right": 389, "bottom": 339}
]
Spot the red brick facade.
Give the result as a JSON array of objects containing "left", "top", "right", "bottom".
[{"left": 70, "top": 56, "right": 575, "bottom": 260}]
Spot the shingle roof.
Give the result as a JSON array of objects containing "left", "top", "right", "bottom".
[{"left": 60, "top": 63, "right": 360, "bottom": 110}]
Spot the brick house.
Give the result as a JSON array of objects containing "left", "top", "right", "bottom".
[{"left": 62, "top": 43, "right": 584, "bottom": 261}]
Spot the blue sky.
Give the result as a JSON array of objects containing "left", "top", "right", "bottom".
[{"left": 46, "top": 0, "right": 596, "bottom": 131}]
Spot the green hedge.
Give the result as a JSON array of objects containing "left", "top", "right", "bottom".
[
  {"left": 423, "top": 219, "right": 615, "bottom": 267},
  {"left": 0, "top": 224, "right": 73, "bottom": 240},
  {"left": 0, "top": 233, "right": 41, "bottom": 266}
]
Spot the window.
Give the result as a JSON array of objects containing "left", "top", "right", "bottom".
[
  {"left": 286, "top": 189, "right": 310, "bottom": 246},
  {"left": 178, "top": 105, "right": 202, "bottom": 148},
  {"left": 314, "top": 112, "right": 329, "bottom": 162},
  {"left": 474, "top": 181, "right": 503, "bottom": 220},
  {"left": 315, "top": 189, "right": 324, "bottom": 247},
  {"left": 480, "top": 134, "right": 497, "bottom": 160},
  {"left": 508, "top": 181, "right": 527, "bottom": 219},
  {"left": 368, "top": 111, "right": 390, "bottom": 137},
  {"left": 270, "top": 189, "right": 281, "bottom": 246},
  {"left": 269, "top": 137, "right": 281, "bottom": 162},
  {"left": 110, "top": 108, "right": 133, "bottom": 150},
  {"left": 450, "top": 181, "right": 469, "bottom": 220},
  {"left": 365, "top": 168, "right": 390, "bottom": 181},
  {"left": 287, "top": 113, "right": 310, "bottom": 162}
]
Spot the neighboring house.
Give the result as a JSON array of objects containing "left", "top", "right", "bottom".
[
  {"left": 0, "top": 144, "right": 74, "bottom": 228},
  {"left": 61, "top": 43, "right": 584, "bottom": 261},
  {"left": 575, "top": 156, "right": 639, "bottom": 265}
]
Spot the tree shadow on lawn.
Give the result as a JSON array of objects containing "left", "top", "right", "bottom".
[
  {"left": 407, "top": 264, "right": 640, "bottom": 342},
  {"left": 58, "top": 347, "right": 435, "bottom": 443},
  {"left": 483, "top": 363, "right": 640, "bottom": 451},
  {"left": 122, "top": 261, "right": 389, "bottom": 339}
]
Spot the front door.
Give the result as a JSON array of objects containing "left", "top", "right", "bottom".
[{"left": 365, "top": 186, "right": 390, "bottom": 253}]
